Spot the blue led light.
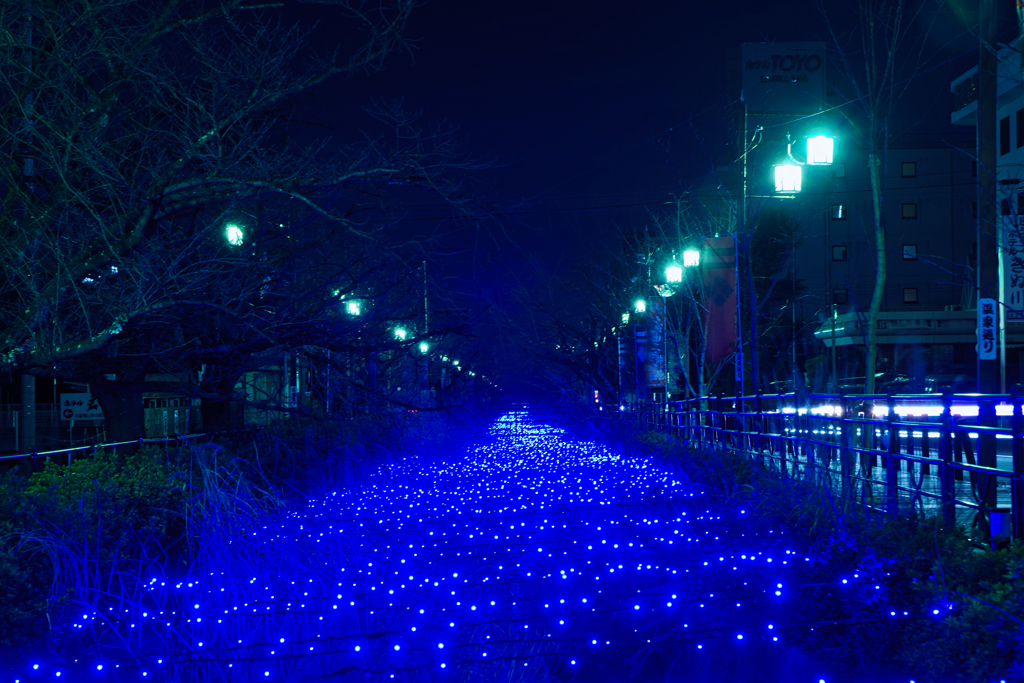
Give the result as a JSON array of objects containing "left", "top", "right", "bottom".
[{"left": 2, "top": 407, "right": 944, "bottom": 682}]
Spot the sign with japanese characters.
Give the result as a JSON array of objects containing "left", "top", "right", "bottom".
[
  {"left": 1002, "top": 215, "right": 1024, "bottom": 320},
  {"left": 978, "top": 298, "right": 997, "bottom": 360},
  {"left": 738, "top": 42, "right": 826, "bottom": 113},
  {"left": 60, "top": 393, "right": 103, "bottom": 420}
]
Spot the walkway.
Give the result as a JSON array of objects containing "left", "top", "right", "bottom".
[{"left": 4, "top": 408, "right": 931, "bottom": 683}]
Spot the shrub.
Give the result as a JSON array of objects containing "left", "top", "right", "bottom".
[{"left": 25, "top": 446, "right": 185, "bottom": 565}]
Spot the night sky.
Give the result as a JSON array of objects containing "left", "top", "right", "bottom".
[{"left": 295, "top": 0, "right": 982, "bottom": 268}]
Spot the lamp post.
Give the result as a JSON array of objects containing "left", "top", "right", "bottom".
[{"left": 767, "top": 132, "right": 836, "bottom": 393}]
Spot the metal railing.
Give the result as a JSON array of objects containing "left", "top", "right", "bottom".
[
  {"left": 624, "top": 391, "right": 1024, "bottom": 543},
  {"left": 0, "top": 428, "right": 258, "bottom": 473}
]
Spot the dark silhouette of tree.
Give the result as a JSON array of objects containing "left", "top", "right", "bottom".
[{"left": 0, "top": 1, "right": 483, "bottom": 439}]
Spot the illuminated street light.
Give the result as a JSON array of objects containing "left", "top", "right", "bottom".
[
  {"left": 806, "top": 135, "right": 834, "bottom": 165},
  {"left": 621, "top": 312, "right": 630, "bottom": 325},
  {"left": 419, "top": 341, "right": 430, "bottom": 354},
  {"left": 665, "top": 263, "right": 683, "bottom": 284},
  {"left": 634, "top": 299, "right": 646, "bottom": 314},
  {"left": 774, "top": 164, "right": 802, "bottom": 193},
  {"left": 225, "top": 223, "right": 244, "bottom": 246},
  {"left": 394, "top": 327, "right": 408, "bottom": 341},
  {"left": 683, "top": 249, "right": 700, "bottom": 267},
  {"left": 345, "top": 300, "right": 361, "bottom": 316}
]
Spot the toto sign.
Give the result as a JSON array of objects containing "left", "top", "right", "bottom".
[{"left": 738, "top": 42, "right": 826, "bottom": 114}]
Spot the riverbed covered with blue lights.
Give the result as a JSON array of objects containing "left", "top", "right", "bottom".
[{"left": 3, "top": 409, "right": 947, "bottom": 682}]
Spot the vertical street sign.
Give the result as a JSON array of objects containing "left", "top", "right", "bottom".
[{"left": 979, "top": 298, "right": 997, "bottom": 360}]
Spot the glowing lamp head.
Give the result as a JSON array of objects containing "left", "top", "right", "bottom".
[
  {"left": 345, "top": 300, "right": 361, "bottom": 316},
  {"left": 683, "top": 249, "right": 700, "bottom": 267},
  {"left": 775, "top": 164, "right": 802, "bottom": 193},
  {"left": 665, "top": 264, "right": 683, "bottom": 283},
  {"left": 621, "top": 312, "right": 630, "bottom": 325},
  {"left": 225, "top": 224, "right": 244, "bottom": 246},
  {"left": 806, "top": 135, "right": 834, "bottom": 165},
  {"left": 394, "top": 327, "right": 407, "bottom": 340},
  {"left": 419, "top": 341, "right": 430, "bottom": 354},
  {"left": 634, "top": 299, "right": 646, "bottom": 314}
]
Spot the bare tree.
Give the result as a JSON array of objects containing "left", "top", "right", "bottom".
[
  {"left": 820, "top": 0, "right": 942, "bottom": 393},
  {"left": 0, "top": 1, "right": 482, "bottom": 438}
]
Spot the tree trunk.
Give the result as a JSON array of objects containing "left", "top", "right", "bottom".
[
  {"left": 91, "top": 380, "right": 146, "bottom": 445},
  {"left": 865, "top": 149, "right": 886, "bottom": 394},
  {"left": 200, "top": 363, "right": 244, "bottom": 433}
]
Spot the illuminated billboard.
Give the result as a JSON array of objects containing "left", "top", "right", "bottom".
[{"left": 736, "top": 42, "right": 826, "bottom": 114}]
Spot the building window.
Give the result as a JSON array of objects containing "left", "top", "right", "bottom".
[
  {"left": 831, "top": 163, "right": 846, "bottom": 179},
  {"left": 901, "top": 161, "right": 917, "bottom": 178},
  {"left": 903, "top": 244, "right": 917, "bottom": 260},
  {"left": 1001, "top": 116, "right": 1011, "bottom": 156},
  {"left": 902, "top": 203, "right": 918, "bottom": 219},
  {"left": 833, "top": 288, "right": 848, "bottom": 305},
  {"left": 831, "top": 204, "right": 846, "bottom": 220},
  {"left": 1018, "top": 108, "right": 1024, "bottom": 148},
  {"left": 903, "top": 288, "right": 919, "bottom": 304},
  {"left": 832, "top": 244, "right": 847, "bottom": 261}
]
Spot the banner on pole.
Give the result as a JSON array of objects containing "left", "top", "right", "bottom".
[
  {"left": 1002, "top": 215, "right": 1024, "bottom": 320},
  {"left": 702, "top": 236, "right": 738, "bottom": 372},
  {"left": 645, "top": 296, "right": 667, "bottom": 388},
  {"left": 978, "top": 298, "right": 997, "bottom": 360}
]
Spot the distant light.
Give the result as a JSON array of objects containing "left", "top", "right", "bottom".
[
  {"left": 807, "top": 135, "right": 834, "bottom": 165},
  {"left": 775, "top": 164, "right": 802, "bottom": 193},
  {"left": 634, "top": 299, "right": 646, "bottom": 314},
  {"left": 345, "top": 300, "right": 361, "bottom": 316},
  {"left": 621, "top": 312, "right": 630, "bottom": 325},
  {"left": 666, "top": 264, "right": 683, "bottom": 283},
  {"left": 419, "top": 342, "right": 430, "bottom": 354},
  {"left": 225, "top": 224, "right": 244, "bottom": 246},
  {"left": 394, "top": 328, "right": 407, "bottom": 341},
  {"left": 683, "top": 249, "right": 700, "bottom": 267}
]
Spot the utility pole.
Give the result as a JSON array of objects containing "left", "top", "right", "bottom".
[
  {"left": 978, "top": 0, "right": 999, "bottom": 393},
  {"left": 977, "top": 0, "right": 999, "bottom": 534}
]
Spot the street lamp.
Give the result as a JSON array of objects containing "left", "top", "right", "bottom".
[
  {"left": 665, "top": 263, "right": 683, "bottom": 284},
  {"left": 225, "top": 223, "right": 244, "bottom": 246},
  {"left": 634, "top": 299, "right": 646, "bottom": 314},
  {"left": 683, "top": 249, "right": 700, "bottom": 268},
  {"left": 418, "top": 341, "right": 430, "bottom": 354},
  {"left": 345, "top": 300, "right": 362, "bottom": 316},
  {"left": 806, "top": 135, "right": 835, "bottom": 165},
  {"left": 774, "top": 164, "right": 802, "bottom": 193},
  {"left": 394, "top": 327, "right": 408, "bottom": 341}
]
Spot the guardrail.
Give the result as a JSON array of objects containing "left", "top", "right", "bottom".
[
  {"left": 0, "top": 428, "right": 258, "bottom": 472},
  {"left": 623, "top": 392, "right": 1024, "bottom": 545}
]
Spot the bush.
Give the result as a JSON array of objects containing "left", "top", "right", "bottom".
[
  {"left": 26, "top": 446, "right": 185, "bottom": 564},
  {"left": 636, "top": 425, "right": 1024, "bottom": 683},
  {"left": 0, "top": 471, "right": 52, "bottom": 648}
]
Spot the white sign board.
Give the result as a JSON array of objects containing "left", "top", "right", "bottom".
[
  {"left": 978, "top": 298, "right": 997, "bottom": 360},
  {"left": 60, "top": 393, "right": 103, "bottom": 420},
  {"left": 1002, "top": 216, "right": 1024, "bottom": 320},
  {"left": 739, "top": 42, "right": 826, "bottom": 114}
]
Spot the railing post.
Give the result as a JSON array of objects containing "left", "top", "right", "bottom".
[
  {"left": 939, "top": 391, "right": 955, "bottom": 530},
  {"left": 978, "top": 395, "right": 999, "bottom": 541},
  {"left": 1012, "top": 388, "right": 1024, "bottom": 542},
  {"left": 885, "top": 392, "right": 898, "bottom": 517},
  {"left": 840, "top": 393, "right": 851, "bottom": 504},
  {"left": 804, "top": 397, "right": 815, "bottom": 479},
  {"left": 754, "top": 392, "right": 764, "bottom": 463}
]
